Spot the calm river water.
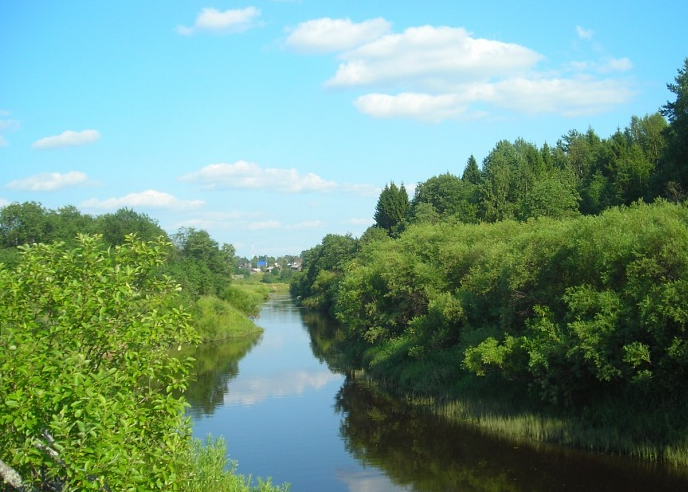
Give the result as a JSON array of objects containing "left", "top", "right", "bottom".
[{"left": 186, "top": 295, "right": 688, "bottom": 492}]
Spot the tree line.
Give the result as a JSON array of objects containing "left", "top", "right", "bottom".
[
  {"left": 370, "top": 59, "right": 688, "bottom": 234},
  {"left": 290, "top": 58, "right": 688, "bottom": 462}
]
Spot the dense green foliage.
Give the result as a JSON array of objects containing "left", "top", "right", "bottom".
[
  {"left": 374, "top": 182, "right": 410, "bottom": 233},
  {"left": 0, "top": 203, "right": 267, "bottom": 341},
  {"left": 0, "top": 235, "right": 197, "bottom": 490},
  {"left": 0, "top": 236, "right": 288, "bottom": 491},
  {"left": 290, "top": 233, "right": 359, "bottom": 314},
  {"left": 291, "top": 59, "right": 688, "bottom": 460}
]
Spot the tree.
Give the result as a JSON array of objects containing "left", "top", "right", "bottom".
[
  {"left": 657, "top": 58, "right": 688, "bottom": 198},
  {"left": 0, "top": 234, "right": 198, "bottom": 491},
  {"left": 374, "top": 182, "right": 409, "bottom": 233},
  {"left": 479, "top": 140, "right": 521, "bottom": 222},
  {"left": 167, "top": 227, "right": 233, "bottom": 299},
  {"left": 462, "top": 155, "right": 481, "bottom": 185},
  {"left": 96, "top": 208, "right": 168, "bottom": 245},
  {"left": 518, "top": 172, "right": 580, "bottom": 220},
  {"left": 0, "top": 201, "right": 54, "bottom": 247}
]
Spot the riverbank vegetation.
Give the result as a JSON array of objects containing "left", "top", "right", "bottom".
[
  {"left": 0, "top": 203, "right": 269, "bottom": 342},
  {"left": 0, "top": 213, "right": 289, "bottom": 489},
  {"left": 0, "top": 235, "right": 289, "bottom": 491},
  {"left": 291, "top": 58, "right": 688, "bottom": 464}
]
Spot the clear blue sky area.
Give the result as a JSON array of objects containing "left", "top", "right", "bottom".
[{"left": 2, "top": 1, "right": 686, "bottom": 257}]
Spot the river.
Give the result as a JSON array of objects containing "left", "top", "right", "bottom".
[{"left": 186, "top": 295, "right": 688, "bottom": 492}]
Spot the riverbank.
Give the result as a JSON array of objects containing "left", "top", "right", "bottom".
[
  {"left": 292, "top": 201, "right": 688, "bottom": 466},
  {"left": 193, "top": 275, "right": 289, "bottom": 342}
]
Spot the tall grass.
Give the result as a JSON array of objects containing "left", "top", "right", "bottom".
[
  {"left": 409, "top": 389, "right": 688, "bottom": 467},
  {"left": 193, "top": 296, "right": 263, "bottom": 341},
  {"left": 181, "top": 437, "right": 290, "bottom": 492}
]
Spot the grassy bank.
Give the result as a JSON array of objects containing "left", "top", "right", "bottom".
[
  {"left": 192, "top": 275, "right": 288, "bottom": 341},
  {"left": 182, "top": 437, "right": 290, "bottom": 492}
]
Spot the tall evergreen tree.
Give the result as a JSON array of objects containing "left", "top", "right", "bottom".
[
  {"left": 462, "top": 155, "right": 481, "bottom": 184},
  {"left": 374, "top": 182, "right": 409, "bottom": 233},
  {"left": 658, "top": 57, "right": 688, "bottom": 199}
]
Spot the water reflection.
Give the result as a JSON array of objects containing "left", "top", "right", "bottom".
[
  {"left": 221, "top": 370, "right": 342, "bottom": 407},
  {"left": 182, "top": 333, "right": 261, "bottom": 418},
  {"left": 185, "top": 296, "right": 688, "bottom": 492},
  {"left": 302, "top": 305, "right": 688, "bottom": 492}
]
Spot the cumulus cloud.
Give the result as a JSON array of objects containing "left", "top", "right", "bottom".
[
  {"left": 355, "top": 92, "right": 470, "bottom": 122},
  {"left": 285, "top": 17, "right": 391, "bottom": 53},
  {"left": 0, "top": 198, "right": 9, "bottom": 207},
  {"left": 81, "top": 190, "right": 205, "bottom": 211},
  {"left": 179, "top": 161, "right": 338, "bottom": 193},
  {"left": 292, "top": 18, "right": 634, "bottom": 122},
  {"left": 6, "top": 171, "right": 92, "bottom": 191},
  {"left": 177, "top": 7, "right": 261, "bottom": 35},
  {"left": 326, "top": 25, "right": 542, "bottom": 89},
  {"left": 488, "top": 76, "right": 634, "bottom": 116},
  {"left": 32, "top": 130, "right": 100, "bottom": 150}
]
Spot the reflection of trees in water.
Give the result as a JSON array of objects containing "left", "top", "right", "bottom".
[
  {"left": 182, "top": 333, "right": 262, "bottom": 418},
  {"left": 334, "top": 377, "right": 688, "bottom": 492},
  {"left": 300, "top": 299, "right": 688, "bottom": 491},
  {"left": 300, "top": 309, "right": 360, "bottom": 375}
]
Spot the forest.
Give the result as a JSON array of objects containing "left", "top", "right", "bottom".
[{"left": 290, "top": 58, "right": 688, "bottom": 462}]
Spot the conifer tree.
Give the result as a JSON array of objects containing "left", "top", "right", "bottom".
[{"left": 374, "top": 182, "right": 409, "bottom": 233}]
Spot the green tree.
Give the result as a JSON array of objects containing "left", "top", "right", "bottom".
[
  {"left": 461, "top": 155, "right": 481, "bottom": 185},
  {"left": 96, "top": 208, "right": 168, "bottom": 245},
  {"left": 518, "top": 172, "right": 580, "bottom": 220},
  {"left": 411, "top": 173, "right": 478, "bottom": 223},
  {"left": 374, "top": 182, "right": 410, "bottom": 233},
  {"left": 0, "top": 234, "right": 199, "bottom": 491},
  {"left": 657, "top": 58, "right": 688, "bottom": 199},
  {"left": 0, "top": 201, "right": 54, "bottom": 247},
  {"left": 479, "top": 140, "right": 521, "bottom": 222}
]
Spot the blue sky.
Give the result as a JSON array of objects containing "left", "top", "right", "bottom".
[{"left": 1, "top": 1, "right": 686, "bottom": 257}]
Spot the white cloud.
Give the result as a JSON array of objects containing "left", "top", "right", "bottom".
[
  {"left": 179, "top": 161, "right": 338, "bottom": 193},
  {"left": 177, "top": 7, "right": 261, "bottom": 35},
  {"left": 326, "top": 25, "right": 542, "bottom": 89},
  {"left": 81, "top": 190, "right": 205, "bottom": 211},
  {"left": 0, "top": 198, "right": 9, "bottom": 208},
  {"left": 285, "top": 17, "right": 391, "bottom": 53},
  {"left": 355, "top": 92, "right": 470, "bottom": 122},
  {"left": 489, "top": 76, "right": 634, "bottom": 116},
  {"left": 32, "top": 130, "right": 100, "bottom": 150},
  {"left": 6, "top": 171, "right": 93, "bottom": 191},
  {"left": 576, "top": 25, "right": 595, "bottom": 40},
  {"left": 291, "top": 19, "right": 634, "bottom": 122}
]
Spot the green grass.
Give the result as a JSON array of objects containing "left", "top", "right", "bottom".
[
  {"left": 192, "top": 296, "right": 263, "bottom": 341},
  {"left": 181, "top": 437, "right": 290, "bottom": 492}
]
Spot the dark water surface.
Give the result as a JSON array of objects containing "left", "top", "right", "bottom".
[{"left": 187, "top": 295, "right": 688, "bottom": 492}]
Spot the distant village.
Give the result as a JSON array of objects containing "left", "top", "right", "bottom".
[{"left": 233, "top": 255, "right": 301, "bottom": 280}]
